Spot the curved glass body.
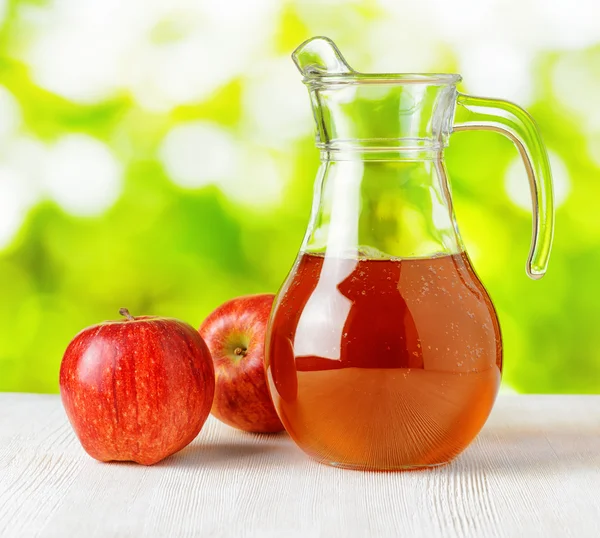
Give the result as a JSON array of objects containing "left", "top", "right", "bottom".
[{"left": 266, "top": 37, "right": 554, "bottom": 470}]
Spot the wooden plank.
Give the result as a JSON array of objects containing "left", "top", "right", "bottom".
[{"left": 0, "top": 394, "right": 598, "bottom": 538}]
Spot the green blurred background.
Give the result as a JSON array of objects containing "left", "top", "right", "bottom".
[{"left": 0, "top": 0, "right": 597, "bottom": 393}]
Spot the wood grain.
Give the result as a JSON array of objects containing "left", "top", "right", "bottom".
[{"left": 0, "top": 394, "right": 599, "bottom": 537}]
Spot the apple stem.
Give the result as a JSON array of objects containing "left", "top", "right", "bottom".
[
  {"left": 119, "top": 308, "right": 135, "bottom": 321},
  {"left": 234, "top": 347, "right": 248, "bottom": 357}
]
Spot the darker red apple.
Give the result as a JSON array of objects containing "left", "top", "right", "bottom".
[
  {"left": 60, "top": 308, "right": 215, "bottom": 465},
  {"left": 199, "top": 294, "right": 284, "bottom": 433}
]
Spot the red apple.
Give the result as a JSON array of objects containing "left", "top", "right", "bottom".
[
  {"left": 199, "top": 294, "right": 284, "bottom": 433},
  {"left": 60, "top": 308, "right": 215, "bottom": 465}
]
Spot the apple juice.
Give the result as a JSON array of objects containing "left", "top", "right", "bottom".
[{"left": 266, "top": 251, "right": 502, "bottom": 470}]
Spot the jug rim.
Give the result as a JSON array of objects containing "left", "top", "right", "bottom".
[{"left": 301, "top": 73, "right": 462, "bottom": 86}]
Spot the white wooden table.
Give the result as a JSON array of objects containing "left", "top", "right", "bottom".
[{"left": 0, "top": 393, "right": 599, "bottom": 537}]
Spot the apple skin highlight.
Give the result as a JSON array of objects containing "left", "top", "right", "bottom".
[
  {"left": 199, "top": 294, "right": 284, "bottom": 434},
  {"left": 60, "top": 311, "right": 215, "bottom": 465}
]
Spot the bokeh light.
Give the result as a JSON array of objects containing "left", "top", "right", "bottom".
[{"left": 0, "top": 0, "right": 598, "bottom": 394}]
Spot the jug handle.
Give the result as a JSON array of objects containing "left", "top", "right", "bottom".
[{"left": 453, "top": 94, "right": 554, "bottom": 280}]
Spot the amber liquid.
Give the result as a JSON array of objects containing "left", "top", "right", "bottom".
[{"left": 266, "top": 252, "right": 502, "bottom": 470}]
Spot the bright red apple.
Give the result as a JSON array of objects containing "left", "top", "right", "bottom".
[
  {"left": 199, "top": 294, "right": 284, "bottom": 433},
  {"left": 60, "top": 308, "right": 215, "bottom": 465}
]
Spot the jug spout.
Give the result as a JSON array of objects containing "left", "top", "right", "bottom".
[
  {"left": 291, "top": 36, "right": 459, "bottom": 152},
  {"left": 292, "top": 36, "right": 355, "bottom": 78}
]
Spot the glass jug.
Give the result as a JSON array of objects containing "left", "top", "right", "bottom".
[{"left": 265, "top": 37, "right": 554, "bottom": 471}]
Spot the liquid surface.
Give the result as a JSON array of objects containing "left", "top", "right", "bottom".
[{"left": 266, "top": 252, "right": 502, "bottom": 470}]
